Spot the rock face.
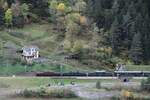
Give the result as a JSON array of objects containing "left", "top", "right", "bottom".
[{"left": 4, "top": 41, "right": 19, "bottom": 50}]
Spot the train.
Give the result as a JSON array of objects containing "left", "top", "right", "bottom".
[{"left": 36, "top": 70, "right": 150, "bottom": 77}]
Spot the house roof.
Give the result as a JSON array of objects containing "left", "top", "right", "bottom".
[{"left": 22, "top": 45, "right": 39, "bottom": 51}]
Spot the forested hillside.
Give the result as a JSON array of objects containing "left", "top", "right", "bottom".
[{"left": 0, "top": 0, "right": 150, "bottom": 70}]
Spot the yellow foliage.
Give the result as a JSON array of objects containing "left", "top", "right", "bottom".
[
  {"left": 71, "top": 41, "right": 83, "bottom": 53},
  {"left": 5, "top": 8, "right": 13, "bottom": 26},
  {"left": 121, "top": 90, "right": 133, "bottom": 98},
  {"left": 57, "top": 3, "right": 65, "bottom": 12},
  {"left": 97, "top": 47, "right": 105, "bottom": 52},
  {"left": 80, "top": 16, "right": 87, "bottom": 25},
  {"left": 97, "top": 47, "right": 112, "bottom": 55},
  {"left": 105, "top": 47, "right": 112, "bottom": 54}
]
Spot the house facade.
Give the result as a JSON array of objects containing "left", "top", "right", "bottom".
[{"left": 22, "top": 46, "right": 39, "bottom": 63}]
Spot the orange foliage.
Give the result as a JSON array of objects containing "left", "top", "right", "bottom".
[{"left": 79, "top": 16, "right": 87, "bottom": 25}]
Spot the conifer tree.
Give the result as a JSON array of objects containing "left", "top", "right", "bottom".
[
  {"left": 141, "top": 15, "right": 150, "bottom": 64},
  {"left": 0, "top": 7, "right": 4, "bottom": 27},
  {"left": 130, "top": 33, "right": 143, "bottom": 64},
  {"left": 110, "top": 18, "right": 122, "bottom": 55}
]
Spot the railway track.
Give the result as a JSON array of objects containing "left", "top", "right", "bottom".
[{"left": 36, "top": 71, "right": 150, "bottom": 77}]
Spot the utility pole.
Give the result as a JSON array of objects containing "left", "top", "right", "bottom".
[
  {"left": 60, "top": 64, "right": 63, "bottom": 76},
  {"left": 0, "top": 41, "right": 2, "bottom": 57},
  {"left": 0, "top": 41, "right": 2, "bottom": 65}
]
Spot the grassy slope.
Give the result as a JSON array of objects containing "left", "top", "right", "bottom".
[
  {"left": 0, "top": 77, "right": 125, "bottom": 89},
  {"left": 0, "top": 77, "right": 87, "bottom": 100},
  {"left": 0, "top": 24, "right": 150, "bottom": 76},
  {"left": 0, "top": 23, "right": 94, "bottom": 75},
  {"left": 126, "top": 65, "right": 150, "bottom": 71},
  {"left": 1, "top": 77, "right": 149, "bottom": 100},
  {"left": 0, "top": 64, "right": 93, "bottom": 76}
]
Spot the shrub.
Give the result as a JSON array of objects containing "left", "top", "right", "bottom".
[
  {"left": 17, "top": 88, "right": 77, "bottom": 98},
  {"left": 97, "top": 47, "right": 105, "bottom": 52},
  {"left": 73, "top": 0, "right": 86, "bottom": 13},
  {"left": 21, "top": 89, "right": 35, "bottom": 98},
  {"left": 121, "top": 90, "right": 134, "bottom": 100},
  {"left": 37, "top": 87, "right": 47, "bottom": 97},
  {"left": 29, "top": 13, "right": 39, "bottom": 23},
  {"left": 110, "top": 96, "right": 120, "bottom": 100},
  {"left": 71, "top": 41, "right": 83, "bottom": 53},
  {"left": 96, "top": 80, "right": 101, "bottom": 89},
  {"left": 49, "top": 0, "right": 58, "bottom": 10},
  {"left": 63, "top": 39, "right": 72, "bottom": 51},
  {"left": 66, "top": 20, "right": 81, "bottom": 35},
  {"left": 57, "top": 3, "right": 65, "bottom": 12},
  {"left": 12, "top": 16, "right": 24, "bottom": 28},
  {"left": 66, "top": 13, "right": 80, "bottom": 23},
  {"left": 141, "top": 77, "right": 150, "bottom": 92},
  {"left": 20, "top": 3, "right": 29, "bottom": 18},
  {"left": 133, "top": 96, "right": 150, "bottom": 100}
]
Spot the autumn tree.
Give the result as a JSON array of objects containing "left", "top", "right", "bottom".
[{"left": 5, "top": 8, "right": 13, "bottom": 27}]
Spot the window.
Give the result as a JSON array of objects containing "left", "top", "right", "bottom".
[{"left": 32, "top": 48, "right": 34, "bottom": 51}]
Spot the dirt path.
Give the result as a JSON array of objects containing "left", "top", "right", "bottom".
[
  {"left": 67, "top": 84, "right": 119, "bottom": 100},
  {"left": 66, "top": 81, "right": 140, "bottom": 100},
  {"left": 0, "top": 88, "right": 20, "bottom": 100}
]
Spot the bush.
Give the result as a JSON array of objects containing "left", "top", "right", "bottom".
[
  {"left": 121, "top": 90, "right": 134, "bottom": 100},
  {"left": 66, "top": 13, "right": 80, "bottom": 23},
  {"left": 110, "top": 96, "right": 120, "bottom": 100},
  {"left": 21, "top": 89, "right": 35, "bottom": 98},
  {"left": 96, "top": 80, "right": 101, "bottom": 89},
  {"left": 49, "top": 89, "right": 76, "bottom": 98},
  {"left": 141, "top": 77, "right": 150, "bottom": 92},
  {"left": 57, "top": 3, "right": 66, "bottom": 12},
  {"left": 71, "top": 41, "right": 83, "bottom": 53},
  {"left": 63, "top": 39, "right": 72, "bottom": 51},
  {"left": 12, "top": 16, "right": 24, "bottom": 28},
  {"left": 17, "top": 88, "right": 77, "bottom": 98}
]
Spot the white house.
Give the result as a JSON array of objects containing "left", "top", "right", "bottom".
[
  {"left": 22, "top": 46, "right": 39, "bottom": 63},
  {"left": 115, "top": 64, "right": 126, "bottom": 71}
]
